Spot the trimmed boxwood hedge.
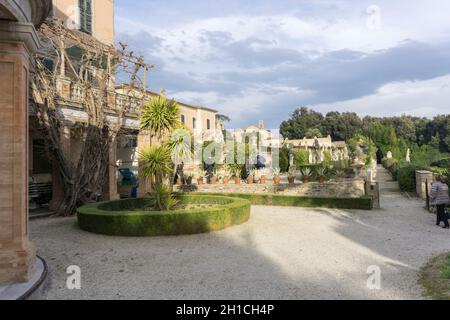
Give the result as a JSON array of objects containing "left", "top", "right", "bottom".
[
  {"left": 195, "top": 193, "right": 373, "bottom": 210},
  {"left": 77, "top": 194, "right": 251, "bottom": 237}
]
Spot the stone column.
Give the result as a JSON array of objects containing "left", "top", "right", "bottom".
[
  {"left": 0, "top": 22, "right": 40, "bottom": 284},
  {"left": 416, "top": 170, "right": 434, "bottom": 199},
  {"left": 103, "top": 137, "right": 120, "bottom": 200},
  {"left": 49, "top": 125, "right": 72, "bottom": 211}
]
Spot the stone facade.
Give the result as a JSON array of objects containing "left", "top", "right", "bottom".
[
  {"left": 180, "top": 179, "right": 366, "bottom": 198},
  {"left": 285, "top": 136, "right": 349, "bottom": 163},
  {"left": 0, "top": 0, "right": 52, "bottom": 285}
]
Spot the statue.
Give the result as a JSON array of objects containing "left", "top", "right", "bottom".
[
  {"left": 406, "top": 148, "right": 411, "bottom": 163},
  {"left": 313, "top": 137, "right": 322, "bottom": 163},
  {"left": 386, "top": 151, "right": 393, "bottom": 159},
  {"left": 289, "top": 151, "right": 294, "bottom": 166}
]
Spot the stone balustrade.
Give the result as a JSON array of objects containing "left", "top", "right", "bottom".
[{"left": 179, "top": 179, "right": 367, "bottom": 199}]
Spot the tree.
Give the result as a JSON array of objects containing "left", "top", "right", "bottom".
[
  {"left": 280, "top": 107, "right": 324, "bottom": 139},
  {"left": 305, "top": 128, "right": 323, "bottom": 138},
  {"left": 32, "top": 19, "right": 148, "bottom": 216}
]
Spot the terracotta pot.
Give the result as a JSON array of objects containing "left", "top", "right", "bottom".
[
  {"left": 235, "top": 178, "right": 241, "bottom": 185},
  {"left": 210, "top": 177, "right": 217, "bottom": 185},
  {"left": 186, "top": 177, "right": 193, "bottom": 185},
  {"left": 319, "top": 176, "right": 326, "bottom": 183},
  {"left": 177, "top": 178, "right": 183, "bottom": 186},
  {"left": 223, "top": 177, "right": 229, "bottom": 185},
  {"left": 273, "top": 176, "right": 281, "bottom": 185},
  {"left": 288, "top": 176, "right": 295, "bottom": 184},
  {"left": 259, "top": 176, "right": 267, "bottom": 184},
  {"left": 247, "top": 176, "right": 254, "bottom": 184},
  {"left": 197, "top": 178, "right": 204, "bottom": 185},
  {"left": 302, "top": 177, "right": 309, "bottom": 184}
]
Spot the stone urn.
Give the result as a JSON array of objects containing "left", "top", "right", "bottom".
[
  {"left": 273, "top": 176, "right": 281, "bottom": 185},
  {"left": 259, "top": 176, "right": 267, "bottom": 184}
]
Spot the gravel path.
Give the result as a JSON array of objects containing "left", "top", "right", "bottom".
[{"left": 31, "top": 176, "right": 450, "bottom": 299}]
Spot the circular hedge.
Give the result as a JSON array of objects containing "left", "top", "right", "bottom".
[{"left": 77, "top": 194, "right": 251, "bottom": 237}]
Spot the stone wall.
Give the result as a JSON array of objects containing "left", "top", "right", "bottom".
[{"left": 179, "top": 179, "right": 366, "bottom": 198}]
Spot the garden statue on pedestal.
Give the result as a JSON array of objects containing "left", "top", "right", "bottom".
[
  {"left": 313, "top": 137, "right": 323, "bottom": 163},
  {"left": 386, "top": 151, "right": 393, "bottom": 159},
  {"left": 406, "top": 149, "right": 411, "bottom": 163}
]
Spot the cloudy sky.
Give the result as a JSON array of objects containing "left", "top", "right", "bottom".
[{"left": 115, "top": 0, "right": 450, "bottom": 128}]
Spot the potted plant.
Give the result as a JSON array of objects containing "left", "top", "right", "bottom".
[
  {"left": 247, "top": 169, "right": 255, "bottom": 184},
  {"left": 183, "top": 170, "right": 194, "bottom": 185},
  {"left": 272, "top": 168, "right": 281, "bottom": 185},
  {"left": 232, "top": 167, "right": 242, "bottom": 185},
  {"left": 287, "top": 168, "right": 296, "bottom": 184},
  {"left": 210, "top": 169, "right": 218, "bottom": 185},
  {"left": 301, "top": 167, "right": 312, "bottom": 183},
  {"left": 316, "top": 166, "right": 327, "bottom": 183},
  {"left": 335, "top": 169, "right": 346, "bottom": 182},
  {"left": 221, "top": 165, "right": 232, "bottom": 185},
  {"left": 258, "top": 169, "right": 267, "bottom": 184},
  {"left": 196, "top": 168, "right": 206, "bottom": 185}
]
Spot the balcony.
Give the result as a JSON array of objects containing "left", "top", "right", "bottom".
[{"left": 56, "top": 77, "right": 143, "bottom": 117}]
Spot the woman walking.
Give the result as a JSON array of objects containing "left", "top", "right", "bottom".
[{"left": 431, "top": 175, "right": 450, "bottom": 229}]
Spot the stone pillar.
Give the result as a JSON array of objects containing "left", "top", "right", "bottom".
[
  {"left": 0, "top": 23, "right": 39, "bottom": 284},
  {"left": 49, "top": 125, "right": 72, "bottom": 211},
  {"left": 137, "top": 130, "right": 152, "bottom": 197},
  {"left": 103, "top": 138, "right": 120, "bottom": 201},
  {"left": 416, "top": 170, "right": 434, "bottom": 199}
]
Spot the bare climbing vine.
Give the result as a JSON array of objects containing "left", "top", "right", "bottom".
[{"left": 31, "top": 18, "right": 149, "bottom": 216}]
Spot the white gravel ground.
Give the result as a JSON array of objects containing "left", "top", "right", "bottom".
[{"left": 31, "top": 189, "right": 450, "bottom": 300}]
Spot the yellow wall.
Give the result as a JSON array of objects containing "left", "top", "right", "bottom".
[{"left": 53, "top": 0, "right": 115, "bottom": 45}]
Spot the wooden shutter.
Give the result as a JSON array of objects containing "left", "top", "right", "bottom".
[{"left": 79, "top": 0, "right": 92, "bottom": 34}]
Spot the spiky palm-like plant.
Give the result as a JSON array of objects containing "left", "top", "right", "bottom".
[
  {"left": 140, "top": 95, "right": 181, "bottom": 141},
  {"left": 139, "top": 146, "right": 174, "bottom": 210}
]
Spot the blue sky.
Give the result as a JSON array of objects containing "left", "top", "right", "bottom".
[{"left": 115, "top": 0, "right": 450, "bottom": 128}]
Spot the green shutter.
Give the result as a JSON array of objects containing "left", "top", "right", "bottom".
[{"left": 79, "top": 0, "right": 92, "bottom": 34}]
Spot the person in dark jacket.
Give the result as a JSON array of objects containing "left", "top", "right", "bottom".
[{"left": 430, "top": 175, "right": 450, "bottom": 229}]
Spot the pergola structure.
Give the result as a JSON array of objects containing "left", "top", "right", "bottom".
[{"left": 0, "top": 0, "right": 52, "bottom": 285}]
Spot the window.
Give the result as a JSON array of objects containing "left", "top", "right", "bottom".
[
  {"left": 181, "top": 115, "right": 185, "bottom": 124},
  {"left": 33, "top": 140, "right": 52, "bottom": 174},
  {"left": 192, "top": 117, "right": 197, "bottom": 129},
  {"left": 207, "top": 119, "right": 211, "bottom": 130},
  {"left": 79, "top": 0, "right": 93, "bottom": 34}
]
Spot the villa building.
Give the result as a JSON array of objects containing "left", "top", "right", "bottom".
[
  {"left": 28, "top": 0, "right": 220, "bottom": 206},
  {"left": 284, "top": 136, "right": 349, "bottom": 164},
  {"left": 232, "top": 121, "right": 283, "bottom": 168}
]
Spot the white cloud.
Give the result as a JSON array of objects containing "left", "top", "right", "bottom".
[{"left": 313, "top": 74, "right": 450, "bottom": 117}]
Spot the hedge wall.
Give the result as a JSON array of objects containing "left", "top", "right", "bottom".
[
  {"left": 77, "top": 194, "right": 251, "bottom": 237},
  {"left": 195, "top": 193, "right": 373, "bottom": 210}
]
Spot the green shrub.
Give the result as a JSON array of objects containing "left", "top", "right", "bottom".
[
  {"left": 396, "top": 164, "right": 430, "bottom": 192},
  {"left": 294, "top": 149, "right": 309, "bottom": 167},
  {"left": 431, "top": 158, "right": 450, "bottom": 168},
  {"left": 382, "top": 157, "right": 397, "bottom": 169},
  {"left": 279, "top": 147, "right": 290, "bottom": 173},
  {"left": 196, "top": 193, "right": 373, "bottom": 210},
  {"left": 77, "top": 194, "right": 251, "bottom": 237}
]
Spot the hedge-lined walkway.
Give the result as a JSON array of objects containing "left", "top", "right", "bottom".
[{"left": 31, "top": 188, "right": 450, "bottom": 299}]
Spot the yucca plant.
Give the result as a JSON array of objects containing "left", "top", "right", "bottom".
[
  {"left": 316, "top": 166, "right": 327, "bottom": 183},
  {"left": 139, "top": 146, "right": 174, "bottom": 210},
  {"left": 301, "top": 167, "right": 312, "bottom": 183},
  {"left": 140, "top": 95, "right": 180, "bottom": 141}
]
